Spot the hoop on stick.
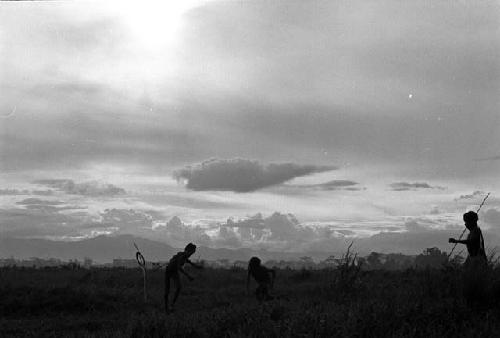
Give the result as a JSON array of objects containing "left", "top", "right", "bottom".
[
  {"left": 134, "top": 242, "right": 147, "bottom": 302},
  {"left": 447, "top": 192, "right": 490, "bottom": 260}
]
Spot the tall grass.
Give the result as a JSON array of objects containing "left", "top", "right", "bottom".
[{"left": 2, "top": 258, "right": 500, "bottom": 337}]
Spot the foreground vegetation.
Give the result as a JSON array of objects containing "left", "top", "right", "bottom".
[{"left": 1, "top": 262, "right": 500, "bottom": 337}]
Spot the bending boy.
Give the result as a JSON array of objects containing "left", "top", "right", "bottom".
[
  {"left": 247, "top": 257, "right": 276, "bottom": 302},
  {"left": 164, "top": 243, "right": 202, "bottom": 313}
]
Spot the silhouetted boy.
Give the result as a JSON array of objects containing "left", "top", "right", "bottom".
[
  {"left": 164, "top": 243, "right": 202, "bottom": 313},
  {"left": 247, "top": 257, "right": 275, "bottom": 302},
  {"left": 449, "top": 211, "right": 487, "bottom": 265}
]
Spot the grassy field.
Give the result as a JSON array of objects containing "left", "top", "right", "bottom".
[{"left": 1, "top": 263, "right": 500, "bottom": 337}]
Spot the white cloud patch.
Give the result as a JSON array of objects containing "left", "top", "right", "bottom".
[
  {"left": 220, "top": 212, "right": 323, "bottom": 250},
  {"left": 173, "top": 158, "right": 336, "bottom": 192},
  {"left": 99, "top": 208, "right": 153, "bottom": 230},
  {"left": 226, "top": 213, "right": 266, "bottom": 229},
  {"left": 158, "top": 216, "right": 212, "bottom": 247},
  {"left": 33, "top": 179, "right": 126, "bottom": 196},
  {"left": 216, "top": 225, "right": 242, "bottom": 248}
]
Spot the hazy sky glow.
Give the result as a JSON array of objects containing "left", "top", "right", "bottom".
[{"left": 1, "top": 0, "right": 499, "bottom": 253}]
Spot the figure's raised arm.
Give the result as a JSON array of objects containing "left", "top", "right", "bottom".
[{"left": 449, "top": 238, "right": 468, "bottom": 244}]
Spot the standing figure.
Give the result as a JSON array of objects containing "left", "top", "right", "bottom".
[
  {"left": 164, "top": 243, "right": 202, "bottom": 313},
  {"left": 247, "top": 257, "right": 276, "bottom": 302},
  {"left": 449, "top": 211, "right": 487, "bottom": 265}
]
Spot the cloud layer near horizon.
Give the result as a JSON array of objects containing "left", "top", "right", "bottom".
[
  {"left": 2, "top": 183, "right": 500, "bottom": 254},
  {"left": 33, "top": 179, "right": 126, "bottom": 197},
  {"left": 173, "top": 158, "right": 336, "bottom": 192}
]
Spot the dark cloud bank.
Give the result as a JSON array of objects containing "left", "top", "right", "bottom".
[{"left": 174, "top": 158, "right": 336, "bottom": 192}]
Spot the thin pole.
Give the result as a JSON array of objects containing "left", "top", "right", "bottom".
[{"left": 134, "top": 242, "right": 147, "bottom": 302}]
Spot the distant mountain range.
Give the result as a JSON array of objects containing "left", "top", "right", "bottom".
[
  {"left": 0, "top": 235, "right": 335, "bottom": 263},
  {"left": 1, "top": 228, "right": 488, "bottom": 263}
]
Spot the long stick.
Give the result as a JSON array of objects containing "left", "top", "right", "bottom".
[
  {"left": 134, "top": 242, "right": 147, "bottom": 302},
  {"left": 447, "top": 192, "right": 490, "bottom": 259}
]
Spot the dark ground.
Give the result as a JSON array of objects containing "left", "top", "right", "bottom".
[{"left": 1, "top": 264, "right": 500, "bottom": 337}]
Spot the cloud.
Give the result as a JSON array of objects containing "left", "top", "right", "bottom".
[
  {"left": 0, "top": 189, "right": 53, "bottom": 196},
  {"left": 173, "top": 158, "right": 336, "bottom": 192},
  {"left": 0, "top": 189, "right": 30, "bottom": 195},
  {"left": 216, "top": 225, "right": 242, "bottom": 248},
  {"left": 1, "top": 0, "right": 498, "bottom": 185},
  {"left": 99, "top": 208, "right": 153, "bottom": 231},
  {"left": 15, "top": 198, "right": 87, "bottom": 213},
  {"left": 266, "top": 179, "right": 364, "bottom": 196},
  {"left": 483, "top": 208, "right": 500, "bottom": 226},
  {"left": 301, "top": 180, "right": 361, "bottom": 191},
  {"left": 336, "top": 229, "right": 356, "bottom": 236},
  {"left": 404, "top": 219, "right": 432, "bottom": 233},
  {"left": 226, "top": 213, "right": 266, "bottom": 229},
  {"left": 219, "top": 213, "right": 476, "bottom": 254},
  {"left": 140, "top": 193, "right": 243, "bottom": 210},
  {"left": 16, "top": 198, "right": 64, "bottom": 206},
  {"left": 224, "top": 214, "right": 267, "bottom": 242},
  {"left": 4, "top": 200, "right": 499, "bottom": 254},
  {"left": 32, "top": 190, "right": 54, "bottom": 196},
  {"left": 0, "top": 206, "right": 93, "bottom": 238},
  {"left": 222, "top": 212, "right": 318, "bottom": 248},
  {"left": 158, "top": 216, "right": 212, "bottom": 247},
  {"left": 317, "top": 180, "right": 359, "bottom": 190},
  {"left": 0, "top": 205, "right": 159, "bottom": 240},
  {"left": 456, "top": 190, "right": 485, "bottom": 200},
  {"left": 33, "top": 179, "right": 126, "bottom": 196},
  {"left": 389, "top": 182, "right": 444, "bottom": 191}
]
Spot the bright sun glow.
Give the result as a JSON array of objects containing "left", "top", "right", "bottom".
[{"left": 111, "top": 0, "right": 205, "bottom": 50}]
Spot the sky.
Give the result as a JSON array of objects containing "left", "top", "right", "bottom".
[{"left": 1, "top": 0, "right": 499, "bottom": 254}]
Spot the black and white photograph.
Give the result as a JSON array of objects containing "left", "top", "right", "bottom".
[{"left": 0, "top": 0, "right": 499, "bottom": 336}]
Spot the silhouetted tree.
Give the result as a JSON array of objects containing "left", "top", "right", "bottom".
[{"left": 415, "top": 247, "right": 448, "bottom": 269}]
